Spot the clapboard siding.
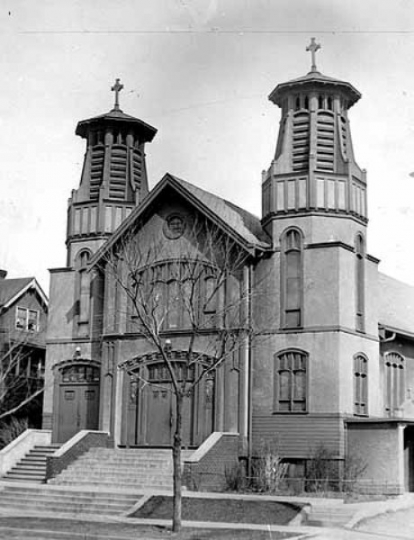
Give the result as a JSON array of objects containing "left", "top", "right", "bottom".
[{"left": 252, "top": 414, "right": 345, "bottom": 458}]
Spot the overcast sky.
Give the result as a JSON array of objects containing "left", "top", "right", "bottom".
[{"left": 2, "top": 0, "right": 414, "bottom": 292}]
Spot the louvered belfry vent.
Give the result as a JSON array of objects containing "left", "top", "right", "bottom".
[
  {"left": 132, "top": 149, "right": 143, "bottom": 190},
  {"left": 89, "top": 146, "right": 104, "bottom": 200},
  {"left": 316, "top": 111, "right": 335, "bottom": 172},
  {"left": 292, "top": 112, "right": 310, "bottom": 171},
  {"left": 109, "top": 145, "right": 128, "bottom": 199}
]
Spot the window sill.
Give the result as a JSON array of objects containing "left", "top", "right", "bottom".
[{"left": 272, "top": 411, "right": 308, "bottom": 415}]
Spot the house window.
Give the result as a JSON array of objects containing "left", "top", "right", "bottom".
[
  {"left": 274, "top": 350, "right": 307, "bottom": 412},
  {"left": 384, "top": 352, "right": 405, "bottom": 415},
  {"left": 355, "top": 234, "right": 365, "bottom": 332},
  {"left": 281, "top": 228, "right": 303, "bottom": 328},
  {"left": 354, "top": 354, "right": 368, "bottom": 416},
  {"left": 15, "top": 307, "right": 39, "bottom": 332}
]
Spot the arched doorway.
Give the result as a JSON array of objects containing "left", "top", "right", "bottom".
[
  {"left": 121, "top": 353, "right": 215, "bottom": 447},
  {"left": 55, "top": 361, "right": 100, "bottom": 443}
]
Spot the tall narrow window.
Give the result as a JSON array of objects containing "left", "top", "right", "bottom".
[
  {"left": 384, "top": 352, "right": 405, "bottom": 415},
  {"left": 77, "top": 250, "right": 91, "bottom": 326},
  {"left": 355, "top": 234, "right": 365, "bottom": 331},
  {"left": 282, "top": 229, "right": 303, "bottom": 328},
  {"left": 274, "top": 350, "right": 307, "bottom": 412},
  {"left": 354, "top": 354, "right": 368, "bottom": 416}
]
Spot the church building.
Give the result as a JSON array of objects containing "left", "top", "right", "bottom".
[{"left": 43, "top": 42, "right": 414, "bottom": 493}]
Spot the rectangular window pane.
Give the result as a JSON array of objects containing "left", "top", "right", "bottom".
[
  {"left": 287, "top": 278, "right": 300, "bottom": 309},
  {"left": 298, "top": 178, "right": 307, "bottom": 208},
  {"left": 28, "top": 310, "right": 38, "bottom": 331},
  {"left": 316, "top": 178, "right": 325, "bottom": 208},
  {"left": 276, "top": 182, "right": 284, "bottom": 211},
  {"left": 327, "top": 179, "right": 335, "bottom": 209},
  {"left": 279, "top": 371, "right": 290, "bottom": 400},
  {"left": 16, "top": 307, "right": 26, "bottom": 329},
  {"left": 287, "top": 180, "right": 296, "bottom": 209}
]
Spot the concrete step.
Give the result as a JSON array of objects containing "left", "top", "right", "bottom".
[
  {"left": 0, "top": 485, "right": 140, "bottom": 516},
  {"left": 0, "top": 526, "right": 136, "bottom": 540},
  {"left": 2, "top": 443, "right": 61, "bottom": 484}
]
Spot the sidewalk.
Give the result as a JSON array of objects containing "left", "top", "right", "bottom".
[{"left": 1, "top": 482, "right": 414, "bottom": 540}]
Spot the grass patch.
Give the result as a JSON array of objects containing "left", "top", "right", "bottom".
[
  {"left": 0, "top": 517, "right": 297, "bottom": 539},
  {"left": 133, "top": 496, "right": 303, "bottom": 525}
]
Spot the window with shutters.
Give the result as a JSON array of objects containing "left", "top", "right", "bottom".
[
  {"left": 354, "top": 354, "right": 368, "bottom": 416},
  {"left": 274, "top": 350, "right": 308, "bottom": 413},
  {"left": 384, "top": 352, "right": 405, "bottom": 415},
  {"left": 281, "top": 228, "right": 303, "bottom": 328}
]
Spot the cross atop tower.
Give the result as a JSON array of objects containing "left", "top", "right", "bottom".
[
  {"left": 306, "top": 38, "right": 321, "bottom": 73},
  {"left": 111, "top": 78, "right": 124, "bottom": 111}
]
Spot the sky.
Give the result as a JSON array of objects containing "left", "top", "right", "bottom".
[{"left": 2, "top": 0, "right": 414, "bottom": 293}]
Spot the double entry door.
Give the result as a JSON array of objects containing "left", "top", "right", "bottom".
[
  {"left": 57, "top": 364, "right": 100, "bottom": 443},
  {"left": 123, "top": 361, "right": 214, "bottom": 447}
]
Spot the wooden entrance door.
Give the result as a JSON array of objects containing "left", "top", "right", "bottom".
[
  {"left": 57, "top": 364, "right": 100, "bottom": 443},
  {"left": 124, "top": 360, "right": 215, "bottom": 447}
]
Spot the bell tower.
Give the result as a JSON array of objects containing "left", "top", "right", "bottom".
[
  {"left": 66, "top": 79, "right": 157, "bottom": 266},
  {"left": 262, "top": 39, "right": 366, "bottom": 244}
]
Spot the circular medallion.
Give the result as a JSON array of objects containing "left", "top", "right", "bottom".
[{"left": 163, "top": 213, "right": 186, "bottom": 240}]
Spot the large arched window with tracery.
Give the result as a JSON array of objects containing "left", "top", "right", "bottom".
[
  {"left": 128, "top": 261, "right": 220, "bottom": 332},
  {"left": 274, "top": 349, "right": 308, "bottom": 413},
  {"left": 281, "top": 228, "right": 303, "bottom": 329},
  {"left": 384, "top": 352, "right": 405, "bottom": 415}
]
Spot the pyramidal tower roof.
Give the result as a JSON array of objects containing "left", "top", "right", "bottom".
[
  {"left": 269, "top": 38, "right": 361, "bottom": 108},
  {"left": 76, "top": 79, "right": 156, "bottom": 142}
]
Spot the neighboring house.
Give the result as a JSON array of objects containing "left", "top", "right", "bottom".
[
  {"left": 0, "top": 271, "right": 48, "bottom": 427},
  {"left": 43, "top": 42, "right": 414, "bottom": 493}
]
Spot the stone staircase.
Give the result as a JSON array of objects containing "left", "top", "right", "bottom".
[
  {"left": 3, "top": 443, "right": 60, "bottom": 483},
  {"left": 49, "top": 447, "right": 193, "bottom": 489},
  {"left": 0, "top": 484, "right": 140, "bottom": 517}
]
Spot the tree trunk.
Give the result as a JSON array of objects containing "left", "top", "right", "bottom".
[{"left": 172, "top": 391, "right": 183, "bottom": 532}]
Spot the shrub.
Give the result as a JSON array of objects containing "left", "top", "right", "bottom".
[
  {"left": 251, "top": 441, "right": 288, "bottom": 493},
  {"left": 0, "top": 417, "right": 28, "bottom": 449}
]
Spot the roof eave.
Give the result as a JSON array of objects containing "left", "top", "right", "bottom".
[{"left": 89, "top": 174, "right": 268, "bottom": 270}]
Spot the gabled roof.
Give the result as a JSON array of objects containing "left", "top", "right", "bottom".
[
  {"left": 0, "top": 277, "right": 48, "bottom": 312},
  {"left": 90, "top": 173, "right": 271, "bottom": 268},
  {"left": 378, "top": 272, "right": 414, "bottom": 338}
]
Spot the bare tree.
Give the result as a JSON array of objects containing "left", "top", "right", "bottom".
[
  {"left": 102, "top": 216, "right": 263, "bottom": 532},
  {"left": 0, "top": 327, "right": 45, "bottom": 424}
]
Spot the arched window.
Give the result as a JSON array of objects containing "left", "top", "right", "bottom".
[
  {"left": 128, "top": 261, "right": 219, "bottom": 332},
  {"left": 384, "top": 352, "right": 405, "bottom": 415},
  {"left": 355, "top": 234, "right": 365, "bottom": 331},
  {"left": 76, "top": 250, "right": 91, "bottom": 329},
  {"left": 281, "top": 229, "right": 303, "bottom": 328},
  {"left": 327, "top": 96, "right": 333, "bottom": 111},
  {"left": 354, "top": 354, "right": 368, "bottom": 415},
  {"left": 274, "top": 349, "right": 307, "bottom": 412},
  {"left": 304, "top": 96, "right": 309, "bottom": 110}
]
